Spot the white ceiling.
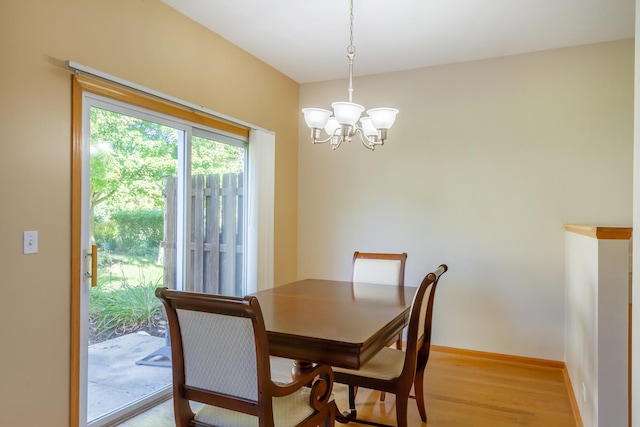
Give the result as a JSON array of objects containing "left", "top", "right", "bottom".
[{"left": 162, "top": 0, "right": 635, "bottom": 84}]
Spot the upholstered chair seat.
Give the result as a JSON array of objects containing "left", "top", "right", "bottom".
[
  {"left": 195, "top": 388, "right": 320, "bottom": 427},
  {"left": 333, "top": 346, "right": 405, "bottom": 381}
]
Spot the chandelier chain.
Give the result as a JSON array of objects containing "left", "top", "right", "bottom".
[
  {"left": 347, "top": 0, "right": 355, "bottom": 102},
  {"left": 348, "top": 0, "right": 355, "bottom": 55}
]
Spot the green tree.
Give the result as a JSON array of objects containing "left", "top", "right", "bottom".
[{"left": 89, "top": 106, "right": 244, "bottom": 245}]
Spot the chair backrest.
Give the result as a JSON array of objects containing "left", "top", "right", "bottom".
[
  {"left": 155, "top": 289, "right": 273, "bottom": 425},
  {"left": 352, "top": 251, "right": 408, "bottom": 286},
  {"left": 400, "top": 264, "right": 448, "bottom": 379}
]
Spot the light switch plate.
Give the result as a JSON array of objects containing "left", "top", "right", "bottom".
[{"left": 23, "top": 230, "right": 38, "bottom": 254}]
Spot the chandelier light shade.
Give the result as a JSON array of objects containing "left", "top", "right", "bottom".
[
  {"left": 332, "top": 102, "right": 364, "bottom": 126},
  {"left": 302, "top": 108, "right": 332, "bottom": 129},
  {"left": 301, "top": 0, "right": 399, "bottom": 151},
  {"left": 367, "top": 108, "right": 399, "bottom": 129}
]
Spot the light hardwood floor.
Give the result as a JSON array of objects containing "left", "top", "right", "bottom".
[{"left": 117, "top": 348, "right": 577, "bottom": 427}]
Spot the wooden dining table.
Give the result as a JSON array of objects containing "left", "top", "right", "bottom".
[{"left": 251, "top": 278, "right": 417, "bottom": 377}]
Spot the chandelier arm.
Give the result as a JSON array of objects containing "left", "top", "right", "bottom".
[
  {"left": 310, "top": 128, "right": 352, "bottom": 147},
  {"left": 311, "top": 134, "right": 339, "bottom": 145},
  {"left": 356, "top": 129, "right": 377, "bottom": 151}
]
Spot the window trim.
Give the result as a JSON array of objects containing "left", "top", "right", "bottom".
[{"left": 73, "top": 75, "right": 250, "bottom": 138}]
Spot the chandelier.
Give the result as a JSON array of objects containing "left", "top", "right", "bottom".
[{"left": 301, "top": 0, "right": 399, "bottom": 151}]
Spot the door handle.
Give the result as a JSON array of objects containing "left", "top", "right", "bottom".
[{"left": 85, "top": 244, "right": 98, "bottom": 287}]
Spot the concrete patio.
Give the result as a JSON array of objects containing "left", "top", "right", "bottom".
[{"left": 88, "top": 332, "right": 172, "bottom": 422}]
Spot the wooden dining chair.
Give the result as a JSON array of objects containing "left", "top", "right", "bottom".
[
  {"left": 352, "top": 251, "right": 407, "bottom": 401},
  {"left": 335, "top": 264, "right": 448, "bottom": 427},
  {"left": 156, "top": 288, "right": 337, "bottom": 427},
  {"left": 352, "top": 251, "right": 407, "bottom": 348},
  {"left": 352, "top": 252, "right": 407, "bottom": 287}
]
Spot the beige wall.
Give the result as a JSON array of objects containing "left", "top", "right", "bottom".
[
  {"left": 632, "top": 2, "right": 640, "bottom": 426},
  {"left": 0, "top": 1, "right": 298, "bottom": 426},
  {"left": 299, "top": 39, "right": 634, "bottom": 361}
]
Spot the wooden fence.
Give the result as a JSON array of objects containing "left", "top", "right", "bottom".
[{"left": 160, "top": 173, "right": 244, "bottom": 296}]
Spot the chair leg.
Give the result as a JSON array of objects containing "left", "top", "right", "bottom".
[
  {"left": 414, "top": 367, "right": 427, "bottom": 422},
  {"left": 326, "top": 401, "right": 336, "bottom": 427},
  {"left": 348, "top": 385, "right": 358, "bottom": 418},
  {"left": 395, "top": 393, "right": 409, "bottom": 427}
]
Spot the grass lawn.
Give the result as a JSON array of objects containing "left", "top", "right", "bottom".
[{"left": 98, "top": 252, "right": 163, "bottom": 289}]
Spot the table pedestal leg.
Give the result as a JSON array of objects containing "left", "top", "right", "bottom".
[{"left": 291, "top": 360, "right": 314, "bottom": 381}]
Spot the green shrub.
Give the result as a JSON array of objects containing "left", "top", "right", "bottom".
[
  {"left": 111, "top": 209, "right": 163, "bottom": 255},
  {"left": 89, "top": 276, "right": 163, "bottom": 344},
  {"left": 94, "top": 217, "right": 118, "bottom": 250}
]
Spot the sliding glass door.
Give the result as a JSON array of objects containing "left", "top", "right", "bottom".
[{"left": 80, "top": 96, "right": 247, "bottom": 426}]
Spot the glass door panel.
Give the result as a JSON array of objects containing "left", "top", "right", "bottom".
[
  {"left": 188, "top": 133, "right": 246, "bottom": 296},
  {"left": 87, "top": 105, "right": 179, "bottom": 424}
]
